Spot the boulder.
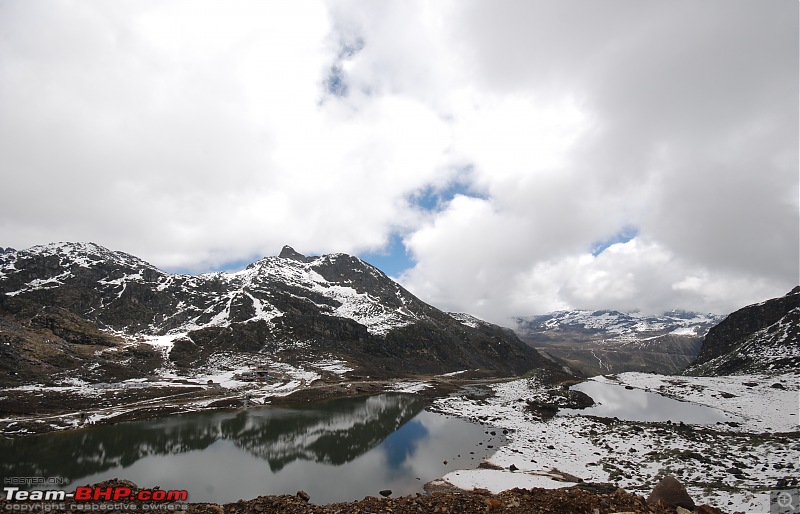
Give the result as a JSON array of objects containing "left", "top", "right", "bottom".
[{"left": 646, "top": 475, "right": 694, "bottom": 510}]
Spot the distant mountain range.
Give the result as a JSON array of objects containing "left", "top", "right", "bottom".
[
  {"left": 513, "top": 309, "right": 724, "bottom": 375},
  {"left": 514, "top": 289, "right": 799, "bottom": 377},
  {"left": 0, "top": 242, "right": 555, "bottom": 387}
]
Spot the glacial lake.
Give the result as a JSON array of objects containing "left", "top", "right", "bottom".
[
  {"left": 0, "top": 394, "right": 505, "bottom": 504},
  {"left": 560, "top": 381, "right": 738, "bottom": 424}
]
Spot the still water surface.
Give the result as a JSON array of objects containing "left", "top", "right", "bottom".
[
  {"left": 1, "top": 394, "right": 504, "bottom": 504},
  {"left": 560, "top": 381, "right": 738, "bottom": 424}
]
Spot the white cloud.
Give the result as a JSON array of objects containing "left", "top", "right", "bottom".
[
  {"left": 0, "top": 0, "right": 796, "bottom": 320},
  {"left": 404, "top": 236, "right": 788, "bottom": 323}
]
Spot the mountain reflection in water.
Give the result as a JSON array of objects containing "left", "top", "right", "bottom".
[{"left": 1, "top": 394, "right": 501, "bottom": 503}]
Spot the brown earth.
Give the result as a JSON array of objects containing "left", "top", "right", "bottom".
[{"left": 0, "top": 479, "right": 726, "bottom": 514}]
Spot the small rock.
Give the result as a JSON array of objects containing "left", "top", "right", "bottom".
[
  {"left": 647, "top": 475, "right": 695, "bottom": 510},
  {"left": 485, "top": 498, "right": 501, "bottom": 509},
  {"left": 676, "top": 507, "right": 693, "bottom": 514},
  {"left": 379, "top": 489, "right": 392, "bottom": 497},
  {"left": 478, "top": 461, "right": 503, "bottom": 470},
  {"left": 296, "top": 491, "right": 310, "bottom": 502},
  {"left": 509, "top": 464, "right": 518, "bottom": 471},
  {"left": 771, "top": 382, "right": 786, "bottom": 389}
]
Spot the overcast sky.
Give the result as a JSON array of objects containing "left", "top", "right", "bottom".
[{"left": 1, "top": 0, "right": 797, "bottom": 323}]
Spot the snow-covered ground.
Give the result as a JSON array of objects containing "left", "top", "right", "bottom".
[
  {"left": 433, "top": 372, "right": 799, "bottom": 513},
  {"left": 387, "top": 381, "right": 432, "bottom": 394},
  {"left": 0, "top": 353, "right": 358, "bottom": 436}
]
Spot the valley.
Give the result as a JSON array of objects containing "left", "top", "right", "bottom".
[
  {"left": 0, "top": 242, "right": 797, "bottom": 513},
  {"left": 515, "top": 310, "right": 724, "bottom": 376}
]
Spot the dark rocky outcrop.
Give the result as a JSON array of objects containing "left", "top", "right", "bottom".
[
  {"left": 525, "top": 388, "right": 594, "bottom": 420},
  {"left": 278, "top": 245, "right": 313, "bottom": 263},
  {"left": 686, "top": 287, "right": 799, "bottom": 376}
]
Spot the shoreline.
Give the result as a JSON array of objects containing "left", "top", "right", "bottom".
[
  {"left": 0, "top": 370, "right": 514, "bottom": 438},
  {"left": 2, "top": 371, "right": 796, "bottom": 512}
]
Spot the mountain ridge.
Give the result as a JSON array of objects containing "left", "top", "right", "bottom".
[
  {"left": 0, "top": 241, "right": 556, "bottom": 387},
  {"left": 685, "top": 286, "right": 799, "bottom": 375}
]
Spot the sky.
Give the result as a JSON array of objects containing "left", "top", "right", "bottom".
[{"left": 0, "top": 0, "right": 797, "bottom": 324}]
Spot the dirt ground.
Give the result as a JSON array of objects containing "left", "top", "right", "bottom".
[{"left": 0, "top": 479, "right": 725, "bottom": 514}]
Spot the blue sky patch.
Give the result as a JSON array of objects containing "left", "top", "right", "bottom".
[
  {"left": 325, "top": 65, "right": 348, "bottom": 97},
  {"left": 410, "top": 177, "right": 486, "bottom": 213},
  {"left": 358, "top": 233, "right": 414, "bottom": 278},
  {"left": 591, "top": 225, "right": 639, "bottom": 256},
  {"left": 322, "top": 37, "right": 364, "bottom": 99}
]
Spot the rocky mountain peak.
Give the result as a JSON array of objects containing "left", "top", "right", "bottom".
[
  {"left": 0, "top": 242, "right": 558, "bottom": 384},
  {"left": 278, "top": 245, "right": 311, "bottom": 262}
]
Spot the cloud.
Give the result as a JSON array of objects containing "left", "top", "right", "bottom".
[
  {"left": 0, "top": 0, "right": 796, "bottom": 322},
  {"left": 0, "top": 0, "right": 453, "bottom": 269},
  {"left": 398, "top": 0, "right": 798, "bottom": 321}
]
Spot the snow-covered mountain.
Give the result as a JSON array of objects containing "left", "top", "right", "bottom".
[
  {"left": 1, "top": 242, "right": 424, "bottom": 336},
  {"left": 686, "top": 287, "right": 799, "bottom": 375},
  {"left": 514, "top": 310, "right": 724, "bottom": 375},
  {"left": 0, "top": 242, "right": 553, "bottom": 386},
  {"left": 515, "top": 309, "right": 723, "bottom": 343}
]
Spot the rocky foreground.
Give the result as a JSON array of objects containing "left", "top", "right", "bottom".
[{"left": 1, "top": 479, "right": 726, "bottom": 514}]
